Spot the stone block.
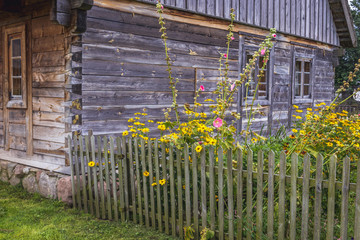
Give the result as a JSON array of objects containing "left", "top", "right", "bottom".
[
  {"left": 9, "top": 175, "right": 21, "bottom": 186},
  {"left": 7, "top": 163, "right": 17, "bottom": 178},
  {"left": 57, "top": 176, "right": 73, "bottom": 205},
  {"left": 38, "top": 172, "right": 57, "bottom": 199},
  {"left": 0, "top": 161, "right": 8, "bottom": 171},
  {"left": 0, "top": 170, "right": 8, "bottom": 182},
  {"left": 22, "top": 174, "right": 39, "bottom": 194},
  {"left": 14, "top": 165, "right": 25, "bottom": 178}
]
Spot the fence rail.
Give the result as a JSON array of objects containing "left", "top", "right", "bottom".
[{"left": 68, "top": 135, "right": 360, "bottom": 239}]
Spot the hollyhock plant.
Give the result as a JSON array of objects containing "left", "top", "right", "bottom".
[
  {"left": 261, "top": 48, "right": 266, "bottom": 56},
  {"left": 213, "top": 118, "right": 223, "bottom": 128},
  {"left": 199, "top": 85, "right": 205, "bottom": 91}
]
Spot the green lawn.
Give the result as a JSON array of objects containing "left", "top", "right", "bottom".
[{"left": 0, "top": 181, "right": 178, "bottom": 240}]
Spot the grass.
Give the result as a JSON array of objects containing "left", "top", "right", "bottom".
[{"left": 0, "top": 181, "right": 178, "bottom": 240}]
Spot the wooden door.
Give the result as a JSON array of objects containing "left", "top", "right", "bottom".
[{"left": 3, "top": 23, "right": 33, "bottom": 155}]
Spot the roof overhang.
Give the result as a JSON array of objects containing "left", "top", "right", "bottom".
[{"left": 329, "top": 0, "right": 357, "bottom": 47}]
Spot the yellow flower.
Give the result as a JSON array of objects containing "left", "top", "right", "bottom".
[
  {"left": 148, "top": 120, "right": 154, "bottom": 123},
  {"left": 122, "top": 130, "right": 129, "bottom": 136},
  {"left": 159, "top": 179, "right": 166, "bottom": 185},
  {"left": 195, "top": 145, "right": 202, "bottom": 153},
  {"left": 88, "top": 161, "right": 95, "bottom": 167},
  {"left": 326, "top": 142, "right": 333, "bottom": 147},
  {"left": 307, "top": 108, "right": 312, "bottom": 111},
  {"left": 183, "top": 185, "right": 186, "bottom": 190},
  {"left": 204, "top": 99, "right": 214, "bottom": 102},
  {"left": 132, "top": 133, "right": 137, "bottom": 138},
  {"left": 295, "top": 116, "right": 302, "bottom": 119},
  {"left": 134, "top": 122, "right": 141, "bottom": 125},
  {"left": 143, "top": 171, "right": 149, "bottom": 177},
  {"left": 200, "top": 113, "right": 207, "bottom": 118},
  {"left": 293, "top": 105, "right": 299, "bottom": 109},
  {"left": 158, "top": 124, "right": 166, "bottom": 131},
  {"left": 128, "top": 118, "right": 135, "bottom": 123},
  {"left": 151, "top": 182, "right": 157, "bottom": 186},
  {"left": 295, "top": 109, "right": 303, "bottom": 113},
  {"left": 292, "top": 129, "right": 298, "bottom": 133},
  {"left": 135, "top": 117, "right": 140, "bottom": 120},
  {"left": 354, "top": 143, "right": 360, "bottom": 148},
  {"left": 300, "top": 130, "right": 306, "bottom": 135}
]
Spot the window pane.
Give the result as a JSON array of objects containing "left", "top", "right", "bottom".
[
  {"left": 303, "top": 85, "right": 310, "bottom": 96},
  {"left": 12, "top": 59, "right": 21, "bottom": 77},
  {"left": 295, "top": 72, "right": 301, "bottom": 84},
  {"left": 304, "top": 73, "right": 310, "bottom": 84},
  {"left": 12, "top": 78, "right": 22, "bottom": 96},
  {"left": 295, "top": 84, "right": 300, "bottom": 96},
  {"left": 295, "top": 61, "right": 301, "bottom": 71},
  {"left": 304, "top": 62, "right": 311, "bottom": 72},
  {"left": 259, "top": 73, "right": 267, "bottom": 83},
  {"left": 12, "top": 38, "right": 21, "bottom": 57}
]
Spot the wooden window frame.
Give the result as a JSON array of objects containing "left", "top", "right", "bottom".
[
  {"left": 292, "top": 54, "right": 314, "bottom": 104},
  {"left": 4, "top": 24, "right": 27, "bottom": 109}
]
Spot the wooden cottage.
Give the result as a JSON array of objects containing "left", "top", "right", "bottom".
[{"left": 0, "top": 0, "right": 356, "bottom": 170}]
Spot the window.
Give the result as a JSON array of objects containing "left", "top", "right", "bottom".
[
  {"left": 5, "top": 24, "right": 27, "bottom": 108},
  {"left": 244, "top": 52, "right": 269, "bottom": 100},
  {"left": 294, "top": 59, "right": 312, "bottom": 99}
]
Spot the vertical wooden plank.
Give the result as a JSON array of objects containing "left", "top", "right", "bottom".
[
  {"left": 169, "top": 145, "right": 176, "bottom": 236},
  {"left": 267, "top": 0, "right": 274, "bottom": 28},
  {"left": 148, "top": 141, "right": 156, "bottom": 228},
  {"left": 246, "top": 149, "right": 253, "bottom": 240},
  {"left": 186, "top": 0, "right": 196, "bottom": 11},
  {"left": 285, "top": 0, "right": 291, "bottom": 33},
  {"left": 192, "top": 145, "right": 199, "bottom": 239},
  {"left": 161, "top": 143, "right": 170, "bottom": 234},
  {"left": 278, "top": 151, "right": 286, "bottom": 240},
  {"left": 116, "top": 137, "right": 125, "bottom": 222},
  {"left": 97, "top": 136, "right": 106, "bottom": 219},
  {"left": 295, "top": 0, "right": 301, "bottom": 35},
  {"left": 313, "top": 154, "right": 323, "bottom": 240},
  {"left": 305, "top": 0, "right": 310, "bottom": 38},
  {"left": 314, "top": 0, "right": 319, "bottom": 41},
  {"left": 134, "top": 138, "right": 143, "bottom": 225},
  {"left": 218, "top": 148, "right": 224, "bottom": 240},
  {"left": 239, "top": 0, "right": 247, "bottom": 23},
  {"left": 215, "top": 0, "right": 224, "bottom": 18},
  {"left": 67, "top": 136, "right": 77, "bottom": 209},
  {"left": 175, "top": 0, "right": 184, "bottom": 8},
  {"left": 177, "top": 148, "right": 184, "bottom": 239},
  {"left": 201, "top": 147, "right": 207, "bottom": 230},
  {"left": 279, "top": 0, "right": 285, "bottom": 31},
  {"left": 103, "top": 136, "right": 112, "bottom": 220},
  {"left": 128, "top": 137, "right": 137, "bottom": 223},
  {"left": 73, "top": 137, "right": 82, "bottom": 210},
  {"left": 290, "top": 0, "right": 296, "bottom": 34},
  {"left": 256, "top": 150, "right": 264, "bottom": 239},
  {"left": 301, "top": 154, "right": 311, "bottom": 240},
  {"left": 261, "top": 0, "right": 267, "bottom": 27},
  {"left": 155, "top": 141, "right": 162, "bottom": 231},
  {"left": 184, "top": 144, "right": 191, "bottom": 227},
  {"left": 232, "top": 0, "right": 239, "bottom": 22},
  {"left": 224, "top": 0, "right": 230, "bottom": 19},
  {"left": 141, "top": 139, "right": 150, "bottom": 227},
  {"left": 109, "top": 137, "right": 118, "bottom": 221},
  {"left": 355, "top": 155, "right": 360, "bottom": 240},
  {"left": 91, "top": 136, "right": 100, "bottom": 218},
  {"left": 236, "top": 35, "right": 245, "bottom": 137},
  {"left": 197, "top": 0, "right": 206, "bottom": 14},
  {"left": 227, "top": 150, "right": 234, "bottom": 240},
  {"left": 318, "top": 0, "right": 323, "bottom": 42},
  {"left": 322, "top": 0, "right": 326, "bottom": 42},
  {"left": 247, "top": 0, "right": 254, "bottom": 25},
  {"left": 85, "top": 135, "right": 94, "bottom": 215},
  {"left": 206, "top": 0, "right": 215, "bottom": 16},
  {"left": 121, "top": 136, "right": 129, "bottom": 220},
  {"left": 290, "top": 153, "right": 298, "bottom": 240},
  {"left": 326, "top": 2, "right": 331, "bottom": 44},
  {"left": 236, "top": 149, "right": 243, "bottom": 240},
  {"left": 209, "top": 146, "right": 216, "bottom": 230},
  {"left": 310, "top": 0, "right": 315, "bottom": 39},
  {"left": 300, "top": 0, "right": 305, "bottom": 36},
  {"left": 340, "top": 156, "right": 351, "bottom": 240},
  {"left": 254, "top": 0, "right": 260, "bottom": 26},
  {"left": 274, "top": 0, "right": 279, "bottom": 31},
  {"left": 78, "top": 136, "right": 88, "bottom": 213},
  {"left": 267, "top": 151, "right": 275, "bottom": 239},
  {"left": 325, "top": 155, "right": 336, "bottom": 240}
]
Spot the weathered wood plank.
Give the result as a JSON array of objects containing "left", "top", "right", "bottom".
[
  {"left": 218, "top": 148, "right": 224, "bottom": 240},
  {"left": 236, "top": 149, "right": 243, "bottom": 240},
  {"left": 169, "top": 145, "right": 176, "bottom": 236},
  {"left": 340, "top": 156, "right": 351, "bottom": 240},
  {"left": 290, "top": 153, "right": 298, "bottom": 240},
  {"left": 278, "top": 151, "right": 286, "bottom": 240},
  {"left": 246, "top": 149, "right": 253, "bottom": 240},
  {"left": 267, "top": 150, "right": 275, "bottom": 239},
  {"left": 134, "top": 138, "right": 143, "bottom": 225},
  {"left": 209, "top": 146, "right": 216, "bottom": 230},
  {"left": 201, "top": 147, "right": 207, "bottom": 230},
  {"left": 90, "top": 136, "right": 100, "bottom": 218},
  {"left": 313, "top": 154, "right": 323, "bottom": 239},
  {"left": 176, "top": 148, "right": 184, "bottom": 239},
  {"left": 148, "top": 140, "right": 155, "bottom": 227},
  {"left": 79, "top": 136, "right": 88, "bottom": 213},
  {"left": 85, "top": 136, "right": 94, "bottom": 215},
  {"left": 192, "top": 144, "right": 199, "bottom": 239},
  {"left": 161, "top": 143, "right": 170, "bottom": 234},
  {"left": 227, "top": 150, "right": 234, "bottom": 240},
  {"left": 355, "top": 156, "right": 360, "bottom": 240},
  {"left": 103, "top": 136, "right": 112, "bottom": 220},
  {"left": 184, "top": 144, "right": 191, "bottom": 227},
  {"left": 109, "top": 137, "right": 118, "bottom": 221},
  {"left": 325, "top": 154, "right": 336, "bottom": 240},
  {"left": 128, "top": 137, "right": 137, "bottom": 223},
  {"left": 140, "top": 139, "right": 150, "bottom": 227},
  {"left": 67, "top": 136, "right": 76, "bottom": 209},
  {"left": 301, "top": 153, "right": 310, "bottom": 239},
  {"left": 155, "top": 141, "right": 162, "bottom": 230},
  {"left": 256, "top": 150, "right": 263, "bottom": 239},
  {"left": 116, "top": 137, "right": 125, "bottom": 222},
  {"left": 73, "top": 137, "right": 82, "bottom": 210}
]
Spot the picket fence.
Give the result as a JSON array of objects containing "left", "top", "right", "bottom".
[{"left": 67, "top": 135, "right": 360, "bottom": 240}]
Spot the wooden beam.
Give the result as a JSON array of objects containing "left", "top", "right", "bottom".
[{"left": 71, "top": 0, "right": 93, "bottom": 10}]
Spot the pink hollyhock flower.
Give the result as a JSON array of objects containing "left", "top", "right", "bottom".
[
  {"left": 231, "top": 83, "right": 235, "bottom": 91},
  {"left": 272, "top": 33, "right": 276, "bottom": 38},
  {"left": 199, "top": 85, "right": 205, "bottom": 91},
  {"left": 261, "top": 48, "right": 266, "bottom": 56},
  {"left": 224, "top": 54, "right": 227, "bottom": 58},
  {"left": 161, "top": 5, "right": 164, "bottom": 9},
  {"left": 231, "top": 36, "right": 235, "bottom": 40},
  {"left": 263, "top": 59, "right": 268, "bottom": 64},
  {"left": 213, "top": 118, "right": 223, "bottom": 128},
  {"left": 198, "top": 141, "right": 203, "bottom": 144}
]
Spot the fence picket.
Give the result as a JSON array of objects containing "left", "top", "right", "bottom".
[
  {"left": 97, "top": 136, "right": 106, "bottom": 219},
  {"left": 340, "top": 156, "right": 351, "bottom": 240},
  {"left": 201, "top": 147, "right": 207, "bottom": 230},
  {"left": 141, "top": 139, "right": 150, "bottom": 227},
  {"left": 103, "top": 136, "right": 112, "bottom": 220},
  {"left": 313, "top": 154, "right": 324, "bottom": 240},
  {"left": 90, "top": 136, "right": 100, "bottom": 218},
  {"left": 128, "top": 137, "right": 137, "bottom": 223},
  {"left": 74, "top": 137, "right": 82, "bottom": 210},
  {"left": 169, "top": 145, "right": 176, "bottom": 236},
  {"left": 301, "top": 153, "right": 311, "bottom": 240},
  {"left": 116, "top": 137, "right": 125, "bottom": 222},
  {"left": 134, "top": 138, "right": 143, "bottom": 225},
  {"left": 161, "top": 143, "right": 169, "bottom": 234},
  {"left": 236, "top": 149, "right": 243, "bottom": 240},
  {"left": 148, "top": 140, "right": 156, "bottom": 228},
  {"left": 227, "top": 150, "right": 234, "bottom": 240},
  {"left": 67, "top": 136, "right": 77, "bottom": 209},
  {"left": 355, "top": 156, "right": 360, "bottom": 240},
  {"left": 192, "top": 144, "right": 199, "bottom": 239},
  {"left": 85, "top": 135, "right": 94, "bottom": 215},
  {"left": 155, "top": 141, "right": 162, "bottom": 231},
  {"left": 218, "top": 148, "right": 224, "bottom": 240},
  {"left": 79, "top": 136, "right": 88, "bottom": 213},
  {"left": 109, "top": 137, "right": 119, "bottom": 221},
  {"left": 278, "top": 151, "right": 286, "bottom": 240},
  {"left": 325, "top": 154, "right": 336, "bottom": 240},
  {"left": 246, "top": 149, "right": 253, "bottom": 240},
  {"left": 176, "top": 148, "right": 184, "bottom": 239},
  {"left": 290, "top": 153, "right": 298, "bottom": 240},
  {"left": 184, "top": 144, "right": 191, "bottom": 227},
  {"left": 256, "top": 150, "right": 264, "bottom": 240},
  {"left": 267, "top": 151, "right": 275, "bottom": 239},
  {"left": 209, "top": 146, "right": 216, "bottom": 230},
  {"left": 121, "top": 136, "right": 130, "bottom": 220}
]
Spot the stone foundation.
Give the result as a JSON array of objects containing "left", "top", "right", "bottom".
[{"left": 0, "top": 160, "right": 73, "bottom": 205}]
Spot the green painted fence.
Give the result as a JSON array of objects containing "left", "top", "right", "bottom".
[{"left": 68, "top": 135, "right": 360, "bottom": 239}]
